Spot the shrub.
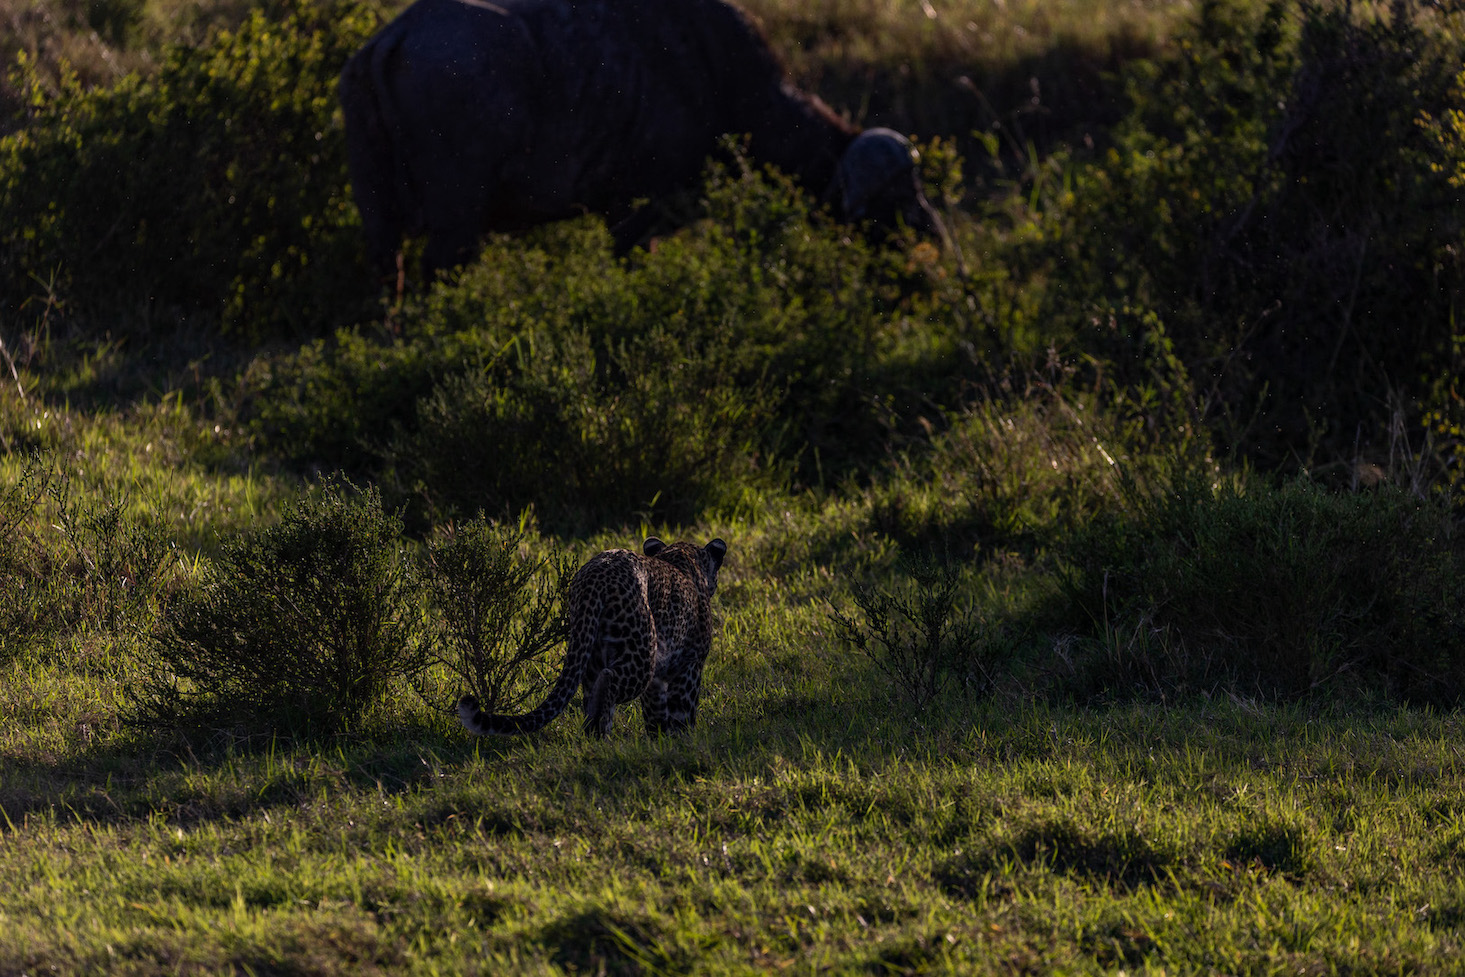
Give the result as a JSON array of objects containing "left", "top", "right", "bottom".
[
  {"left": 393, "top": 316, "right": 783, "bottom": 532},
  {"left": 245, "top": 162, "right": 968, "bottom": 530},
  {"left": 829, "top": 553, "right": 1001, "bottom": 710},
  {"left": 1061, "top": 475, "right": 1465, "bottom": 703},
  {"left": 0, "top": 0, "right": 378, "bottom": 338},
  {"left": 414, "top": 516, "right": 573, "bottom": 716},
  {"left": 44, "top": 461, "right": 174, "bottom": 638},
  {"left": 237, "top": 323, "right": 477, "bottom": 476},
  {"left": 135, "top": 479, "right": 419, "bottom": 733},
  {"left": 1045, "top": 0, "right": 1465, "bottom": 469}
]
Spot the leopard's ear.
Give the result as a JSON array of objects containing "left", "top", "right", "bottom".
[
  {"left": 643, "top": 536, "right": 666, "bottom": 556},
  {"left": 705, "top": 539, "right": 728, "bottom": 564}
]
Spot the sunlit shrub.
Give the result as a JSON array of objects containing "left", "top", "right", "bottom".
[
  {"left": 829, "top": 553, "right": 1004, "bottom": 709},
  {"left": 136, "top": 479, "right": 419, "bottom": 733},
  {"left": 413, "top": 516, "right": 573, "bottom": 716},
  {"left": 245, "top": 163, "right": 970, "bottom": 530}
]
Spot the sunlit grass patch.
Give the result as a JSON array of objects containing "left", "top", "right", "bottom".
[{"left": 4, "top": 701, "right": 1465, "bottom": 972}]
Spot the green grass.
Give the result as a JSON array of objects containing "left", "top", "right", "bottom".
[
  {"left": 7, "top": 670, "right": 1465, "bottom": 972},
  {"left": 0, "top": 384, "right": 297, "bottom": 554},
  {"left": 1, "top": 399, "right": 1462, "bottom": 970}
]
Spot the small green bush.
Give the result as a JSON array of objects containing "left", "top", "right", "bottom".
[
  {"left": 1062, "top": 476, "right": 1465, "bottom": 703},
  {"left": 829, "top": 553, "right": 1001, "bottom": 709},
  {"left": 414, "top": 516, "right": 573, "bottom": 716},
  {"left": 0, "top": 0, "right": 378, "bottom": 338},
  {"left": 45, "top": 462, "right": 174, "bottom": 638},
  {"left": 394, "top": 316, "right": 783, "bottom": 531},
  {"left": 136, "top": 479, "right": 419, "bottom": 733}
]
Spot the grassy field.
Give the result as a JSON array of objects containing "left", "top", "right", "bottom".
[
  {"left": 2, "top": 404, "right": 1463, "bottom": 972},
  {"left": 7, "top": 690, "right": 1465, "bottom": 973},
  {"left": 4, "top": 0, "right": 1465, "bottom": 972}
]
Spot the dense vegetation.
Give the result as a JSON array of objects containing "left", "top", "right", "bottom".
[{"left": 3, "top": 0, "right": 1465, "bottom": 971}]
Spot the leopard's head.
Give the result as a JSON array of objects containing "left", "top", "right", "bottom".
[{"left": 644, "top": 536, "right": 728, "bottom": 596}]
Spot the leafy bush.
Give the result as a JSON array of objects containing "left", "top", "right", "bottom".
[
  {"left": 0, "top": 0, "right": 378, "bottom": 338},
  {"left": 1044, "top": 0, "right": 1465, "bottom": 469},
  {"left": 395, "top": 317, "right": 784, "bottom": 532},
  {"left": 829, "top": 553, "right": 1001, "bottom": 709},
  {"left": 414, "top": 516, "right": 573, "bottom": 716},
  {"left": 1062, "top": 475, "right": 1465, "bottom": 703},
  {"left": 237, "top": 322, "right": 471, "bottom": 476},
  {"left": 44, "top": 461, "right": 174, "bottom": 637},
  {"left": 136, "top": 479, "right": 419, "bottom": 733},
  {"left": 245, "top": 163, "right": 968, "bottom": 530}
]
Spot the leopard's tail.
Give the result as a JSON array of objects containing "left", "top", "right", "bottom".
[{"left": 455, "top": 645, "right": 585, "bottom": 736}]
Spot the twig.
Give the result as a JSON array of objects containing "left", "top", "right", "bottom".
[{"left": 0, "top": 331, "right": 25, "bottom": 402}]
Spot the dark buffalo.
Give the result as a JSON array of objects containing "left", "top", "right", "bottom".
[{"left": 339, "top": 0, "right": 947, "bottom": 279}]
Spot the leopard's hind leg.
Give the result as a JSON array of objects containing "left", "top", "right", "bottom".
[
  {"left": 641, "top": 678, "right": 671, "bottom": 735},
  {"left": 579, "top": 639, "right": 607, "bottom": 717},
  {"left": 583, "top": 624, "right": 657, "bottom": 738},
  {"left": 644, "top": 663, "right": 703, "bottom": 735}
]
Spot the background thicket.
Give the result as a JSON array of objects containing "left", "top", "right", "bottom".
[{"left": 3, "top": 0, "right": 1465, "bottom": 972}]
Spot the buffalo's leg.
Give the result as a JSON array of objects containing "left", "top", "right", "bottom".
[
  {"left": 608, "top": 205, "right": 663, "bottom": 256},
  {"left": 422, "top": 224, "right": 481, "bottom": 281}
]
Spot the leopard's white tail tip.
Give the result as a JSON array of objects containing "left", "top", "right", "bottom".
[{"left": 456, "top": 694, "right": 483, "bottom": 732}]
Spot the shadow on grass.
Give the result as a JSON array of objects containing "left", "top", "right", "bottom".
[
  {"left": 935, "top": 816, "right": 1175, "bottom": 896},
  {"left": 0, "top": 717, "right": 524, "bottom": 832},
  {"left": 4, "top": 675, "right": 1457, "bottom": 842},
  {"left": 541, "top": 905, "right": 698, "bottom": 977}
]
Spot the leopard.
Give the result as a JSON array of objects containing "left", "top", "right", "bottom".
[{"left": 457, "top": 536, "right": 728, "bottom": 738}]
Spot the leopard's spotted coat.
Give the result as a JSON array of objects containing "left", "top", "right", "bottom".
[{"left": 457, "top": 536, "right": 727, "bottom": 737}]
